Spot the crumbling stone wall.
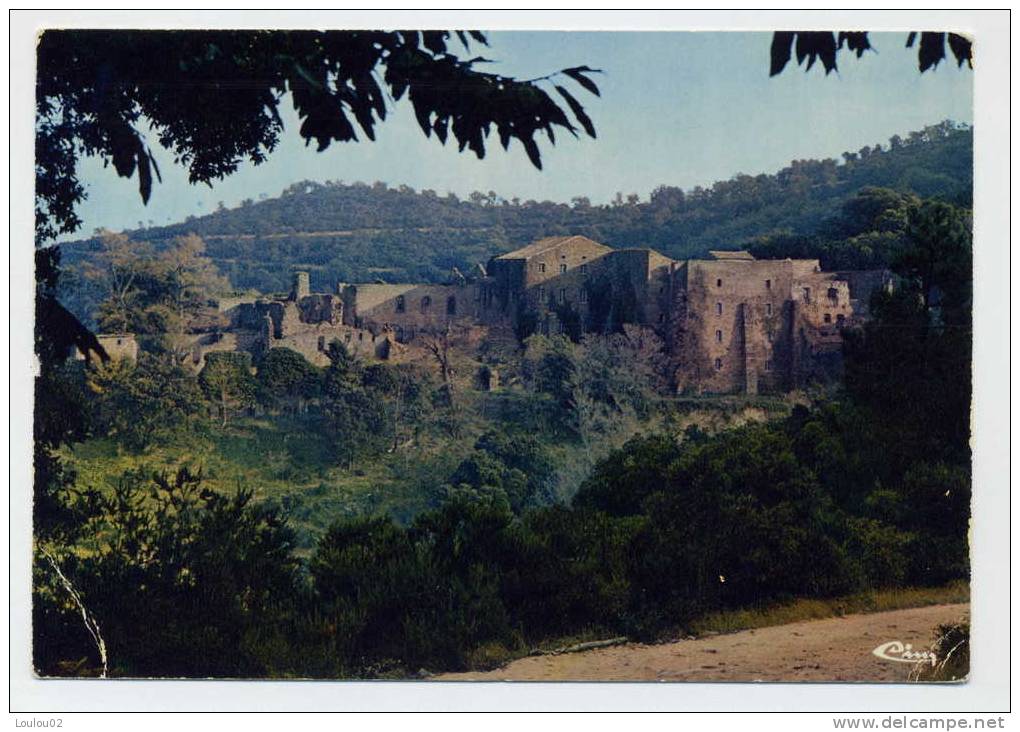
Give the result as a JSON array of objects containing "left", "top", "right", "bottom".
[
  {"left": 205, "top": 287, "right": 399, "bottom": 368},
  {"left": 340, "top": 283, "right": 480, "bottom": 341},
  {"left": 192, "top": 243, "right": 889, "bottom": 395},
  {"left": 673, "top": 256, "right": 894, "bottom": 394}
]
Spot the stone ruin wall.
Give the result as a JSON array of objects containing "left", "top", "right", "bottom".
[
  {"left": 341, "top": 282, "right": 482, "bottom": 343},
  {"left": 678, "top": 259, "right": 801, "bottom": 394},
  {"left": 162, "top": 244, "right": 890, "bottom": 395},
  {"left": 183, "top": 291, "right": 400, "bottom": 370}
]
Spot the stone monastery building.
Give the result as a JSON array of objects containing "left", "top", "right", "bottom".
[{"left": 181, "top": 235, "right": 890, "bottom": 395}]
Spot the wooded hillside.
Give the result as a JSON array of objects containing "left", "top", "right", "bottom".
[{"left": 58, "top": 121, "right": 971, "bottom": 319}]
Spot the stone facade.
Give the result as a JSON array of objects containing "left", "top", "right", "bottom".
[
  {"left": 668, "top": 254, "right": 882, "bottom": 394},
  {"left": 479, "top": 238, "right": 890, "bottom": 395},
  {"left": 184, "top": 275, "right": 403, "bottom": 370},
  {"left": 182, "top": 237, "right": 889, "bottom": 394},
  {"left": 338, "top": 282, "right": 482, "bottom": 342}
]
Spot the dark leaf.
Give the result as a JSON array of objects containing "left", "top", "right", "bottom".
[
  {"left": 422, "top": 31, "right": 448, "bottom": 56},
  {"left": 468, "top": 31, "right": 488, "bottom": 46},
  {"left": 947, "top": 33, "right": 973, "bottom": 68},
  {"left": 433, "top": 115, "right": 449, "bottom": 144},
  {"left": 412, "top": 101, "right": 433, "bottom": 138},
  {"left": 147, "top": 150, "right": 162, "bottom": 184},
  {"left": 918, "top": 32, "right": 946, "bottom": 72},
  {"left": 555, "top": 85, "right": 595, "bottom": 138},
  {"left": 109, "top": 127, "right": 138, "bottom": 179},
  {"left": 906, "top": 31, "right": 917, "bottom": 48},
  {"left": 795, "top": 32, "right": 838, "bottom": 74},
  {"left": 498, "top": 125, "right": 511, "bottom": 151},
  {"left": 837, "top": 31, "right": 871, "bottom": 58},
  {"left": 137, "top": 148, "right": 152, "bottom": 204},
  {"left": 292, "top": 62, "right": 325, "bottom": 92},
  {"left": 770, "top": 31, "right": 795, "bottom": 76},
  {"left": 818, "top": 33, "right": 839, "bottom": 73},
  {"left": 562, "top": 67, "right": 601, "bottom": 97},
  {"left": 521, "top": 136, "right": 542, "bottom": 170}
]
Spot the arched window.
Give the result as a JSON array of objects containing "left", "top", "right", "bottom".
[
  {"left": 716, "top": 302, "right": 723, "bottom": 316},
  {"left": 447, "top": 295, "right": 457, "bottom": 315},
  {"left": 395, "top": 295, "right": 405, "bottom": 313},
  {"left": 420, "top": 296, "right": 431, "bottom": 313},
  {"left": 824, "top": 313, "right": 832, "bottom": 324},
  {"left": 714, "top": 358, "right": 723, "bottom": 370},
  {"left": 827, "top": 287, "right": 839, "bottom": 300},
  {"left": 716, "top": 278, "right": 722, "bottom": 287},
  {"left": 715, "top": 329, "right": 723, "bottom": 343}
]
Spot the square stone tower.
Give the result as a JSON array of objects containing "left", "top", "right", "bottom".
[{"left": 291, "top": 270, "right": 310, "bottom": 301}]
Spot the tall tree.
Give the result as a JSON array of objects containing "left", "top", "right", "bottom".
[
  {"left": 82, "top": 231, "right": 157, "bottom": 333},
  {"left": 896, "top": 200, "right": 972, "bottom": 315},
  {"left": 842, "top": 200, "right": 972, "bottom": 461},
  {"left": 321, "top": 340, "right": 386, "bottom": 469},
  {"left": 151, "top": 235, "right": 230, "bottom": 358},
  {"left": 199, "top": 352, "right": 256, "bottom": 426}
]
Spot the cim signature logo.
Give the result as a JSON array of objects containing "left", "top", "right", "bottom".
[{"left": 872, "top": 640, "right": 936, "bottom": 666}]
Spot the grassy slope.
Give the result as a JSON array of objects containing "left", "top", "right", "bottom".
[
  {"left": 61, "top": 414, "right": 469, "bottom": 552},
  {"left": 687, "top": 581, "right": 970, "bottom": 636},
  {"left": 60, "top": 390, "right": 798, "bottom": 553}
]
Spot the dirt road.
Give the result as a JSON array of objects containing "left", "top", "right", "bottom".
[{"left": 436, "top": 603, "right": 968, "bottom": 682}]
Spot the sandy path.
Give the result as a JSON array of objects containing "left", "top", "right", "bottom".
[{"left": 436, "top": 603, "right": 968, "bottom": 682}]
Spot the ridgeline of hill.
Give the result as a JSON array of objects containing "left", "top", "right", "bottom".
[{"left": 59, "top": 121, "right": 971, "bottom": 309}]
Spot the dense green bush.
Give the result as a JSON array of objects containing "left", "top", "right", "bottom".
[{"left": 34, "top": 468, "right": 302, "bottom": 678}]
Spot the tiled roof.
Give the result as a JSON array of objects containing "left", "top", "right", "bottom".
[
  {"left": 708, "top": 250, "right": 755, "bottom": 260},
  {"left": 495, "top": 235, "right": 611, "bottom": 260}
]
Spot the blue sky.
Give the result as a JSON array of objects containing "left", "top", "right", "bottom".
[{"left": 65, "top": 31, "right": 973, "bottom": 239}]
